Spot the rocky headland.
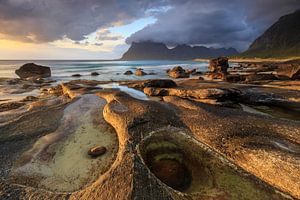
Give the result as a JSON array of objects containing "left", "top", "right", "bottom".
[{"left": 0, "top": 59, "right": 300, "bottom": 200}]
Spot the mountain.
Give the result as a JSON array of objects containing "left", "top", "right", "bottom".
[
  {"left": 121, "top": 41, "right": 238, "bottom": 60},
  {"left": 241, "top": 10, "right": 300, "bottom": 58}
]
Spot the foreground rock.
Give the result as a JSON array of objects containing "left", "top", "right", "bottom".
[
  {"left": 0, "top": 78, "right": 299, "bottom": 199},
  {"left": 143, "top": 87, "right": 241, "bottom": 105},
  {"left": 167, "top": 66, "right": 190, "bottom": 78},
  {"left": 15, "top": 63, "right": 51, "bottom": 79}
]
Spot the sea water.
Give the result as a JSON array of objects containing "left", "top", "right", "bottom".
[{"left": 0, "top": 60, "right": 208, "bottom": 81}]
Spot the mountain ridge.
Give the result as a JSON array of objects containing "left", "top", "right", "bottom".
[
  {"left": 121, "top": 41, "right": 238, "bottom": 60},
  {"left": 240, "top": 10, "right": 300, "bottom": 58}
]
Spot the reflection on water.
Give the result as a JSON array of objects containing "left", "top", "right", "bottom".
[{"left": 100, "top": 83, "right": 148, "bottom": 100}]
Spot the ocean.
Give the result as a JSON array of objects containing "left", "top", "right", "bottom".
[{"left": 0, "top": 60, "right": 208, "bottom": 81}]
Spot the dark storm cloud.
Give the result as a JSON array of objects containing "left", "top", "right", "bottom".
[
  {"left": 126, "top": 0, "right": 300, "bottom": 50},
  {"left": 0, "top": 0, "right": 299, "bottom": 50},
  {"left": 0, "top": 0, "right": 168, "bottom": 42}
]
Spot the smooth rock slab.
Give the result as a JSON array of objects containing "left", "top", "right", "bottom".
[{"left": 10, "top": 94, "right": 118, "bottom": 192}]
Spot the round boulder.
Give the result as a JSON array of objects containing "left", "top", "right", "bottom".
[{"left": 15, "top": 63, "right": 51, "bottom": 79}]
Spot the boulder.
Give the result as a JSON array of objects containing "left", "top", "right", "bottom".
[
  {"left": 124, "top": 70, "right": 133, "bottom": 75},
  {"left": 135, "top": 68, "right": 147, "bottom": 76},
  {"left": 88, "top": 146, "right": 107, "bottom": 158},
  {"left": 276, "top": 65, "right": 300, "bottom": 79},
  {"left": 72, "top": 74, "right": 82, "bottom": 77},
  {"left": 209, "top": 57, "right": 229, "bottom": 74},
  {"left": 167, "top": 66, "right": 190, "bottom": 78},
  {"left": 15, "top": 63, "right": 51, "bottom": 79},
  {"left": 91, "top": 72, "right": 100, "bottom": 76},
  {"left": 207, "top": 57, "right": 229, "bottom": 80}
]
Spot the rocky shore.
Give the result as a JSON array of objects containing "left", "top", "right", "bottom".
[{"left": 0, "top": 59, "right": 300, "bottom": 199}]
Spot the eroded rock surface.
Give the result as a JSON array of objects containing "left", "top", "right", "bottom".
[{"left": 0, "top": 77, "right": 299, "bottom": 200}]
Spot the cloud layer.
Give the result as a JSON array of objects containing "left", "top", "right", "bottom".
[
  {"left": 0, "top": 0, "right": 167, "bottom": 42},
  {"left": 0, "top": 0, "right": 299, "bottom": 51},
  {"left": 126, "top": 0, "right": 300, "bottom": 50}
]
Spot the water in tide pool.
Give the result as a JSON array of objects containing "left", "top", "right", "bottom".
[{"left": 0, "top": 60, "right": 208, "bottom": 81}]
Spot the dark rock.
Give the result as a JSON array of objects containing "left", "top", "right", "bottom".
[
  {"left": 209, "top": 57, "right": 229, "bottom": 73},
  {"left": 88, "top": 146, "right": 107, "bottom": 158},
  {"left": 72, "top": 74, "right": 82, "bottom": 77},
  {"left": 124, "top": 70, "right": 133, "bottom": 75},
  {"left": 91, "top": 72, "right": 100, "bottom": 76},
  {"left": 15, "top": 63, "right": 51, "bottom": 79},
  {"left": 135, "top": 68, "right": 147, "bottom": 76},
  {"left": 167, "top": 66, "right": 190, "bottom": 78}
]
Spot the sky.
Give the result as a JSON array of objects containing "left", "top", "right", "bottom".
[{"left": 0, "top": 0, "right": 299, "bottom": 60}]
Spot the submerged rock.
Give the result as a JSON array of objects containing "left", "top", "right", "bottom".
[
  {"left": 15, "top": 63, "right": 51, "bottom": 79},
  {"left": 124, "top": 70, "right": 133, "bottom": 75},
  {"left": 91, "top": 72, "right": 100, "bottom": 76},
  {"left": 88, "top": 146, "right": 107, "bottom": 158},
  {"left": 72, "top": 74, "right": 82, "bottom": 77}
]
